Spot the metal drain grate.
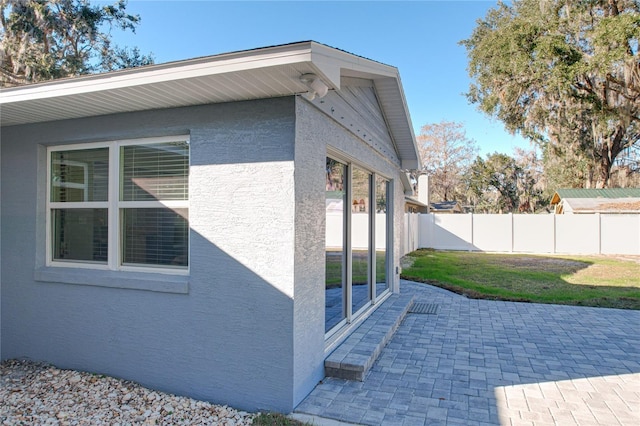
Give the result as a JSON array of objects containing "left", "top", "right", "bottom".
[{"left": 409, "top": 302, "right": 439, "bottom": 315}]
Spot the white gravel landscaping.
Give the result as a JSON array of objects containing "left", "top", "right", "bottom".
[{"left": 0, "top": 359, "right": 255, "bottom": 425}]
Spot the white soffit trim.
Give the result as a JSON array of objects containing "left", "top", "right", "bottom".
[
  {"left": 2, "top": 47, "right": 319, "bottom": 104},
  {"left": 0, "top": 41, "right": 420, "bottom": 170},
  {"left": 0, "top": 42, "right": 397, "bottom": 105},
  {"left": 374, "top": 77, "right": 420, "bottom": 170}
]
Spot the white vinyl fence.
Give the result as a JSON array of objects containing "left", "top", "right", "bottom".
[
  {"left": 404, "top": 213, "right": 640, "bottom": 255},
  {"left": 326, "top": 212, "right": 387, "bottom": 251}
]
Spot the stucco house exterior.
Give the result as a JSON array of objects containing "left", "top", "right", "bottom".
[{"left": 0, "top": 42, "right": 420, "bottom": 412}]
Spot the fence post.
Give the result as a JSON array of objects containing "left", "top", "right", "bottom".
[
  {"left": 597, "top": 212, "right": 601, "bottom": 254},
  {"left": 403, "top": 212, "right": 408, "bottom": 255},
  {"left": 417, "top": 214, "right": 420, "bottom": 251},
  {"left": 427, "top": 213, "right": 434, "bottom": 249},
  {"left": 553, "top": 214, "right": 557, "bottom": 254},
  {"left": 469, "top": 213, "right": 474, "bottom": 252},
  {"left": 509, "top": 212, "right": 514, "bottom": 253}
]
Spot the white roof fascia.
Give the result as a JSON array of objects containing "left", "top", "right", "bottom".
[
  {"left": 400, "top": 172, "right": 413, "bottom": 195},
  {"left": 1, "top": 44, "right": 321, "bottom": 104},
  {"left": 309, "top": 42, "right": 398, "bottom": 82},
  {"left": 405, "top": 196, "right": 429, "bottom": 208},
  {"left": 373, "top": 76, "right": 421, "bottom": 170},
  {"left": 1, "top": 41, "right": 401, "bottom": 105},
  {"left": 0, "top": 41, "right": 421, "bottom": 171},
  {"left": 393, "top": 74, "right": 421, "bottom": 170},
  {"left": 309, "top": 44, "right": 421, "bottom": 171}
]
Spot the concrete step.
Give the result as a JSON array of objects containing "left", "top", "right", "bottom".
[{"left": 324, "top": 294, "right": 415, "bottom": 381}]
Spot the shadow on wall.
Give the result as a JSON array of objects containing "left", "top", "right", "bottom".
[
  {"left": 1, "top": 227, "right": 311, "bottom": 412},
  {"left": 0, "top": 98, "right": 326, "bottom": 413}
]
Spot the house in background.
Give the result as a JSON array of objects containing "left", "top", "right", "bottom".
[
  {"left": 405, "top": 196, "right": 429, "bottom": 213},
  {"left": 429, "top": 201, "right": 464, "bottom": 214},
  {"left": 551, "top": 188, "right": 640, "bottom": 214},
  {"left": 0, "top": 42, "right": 420, "bottom": 412},
  {"left": 404, "top": 174, "right": 430, "bottom": 213},
  {"left": 401, "top": 174, "right": 465, "bottom": 214}
]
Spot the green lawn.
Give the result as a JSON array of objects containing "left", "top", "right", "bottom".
[
  {"left": 401, "top": 249, "right": 640, "bottom": 309},
  {"left": 253, "top": 413, "right": 310, "bottom": 426},
  {"left": 326, "top": 250, "right": 387, "bottom": 288}
]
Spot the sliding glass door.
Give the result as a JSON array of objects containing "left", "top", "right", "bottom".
[
  {"left": 325, "top": 156, "right": 391, "bottom": 335},
  {"left": 375, "top": 176, "right": 390, "bottom": 298},
  {"left": 351, "top": 167, "right": 372, "bottom": 315},
  {"left": 325, "top": 159, "right": 347, "bottom": 332}
]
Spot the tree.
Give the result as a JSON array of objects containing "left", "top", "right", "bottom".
[
  {"left": 465, "top": 149, "right": 550, "bottom": 213},
  {"left": 415, "top": 121, "right": 478, "bottom": 203},
  {"left": 466, "top": 153, "right": 523, "bottom": 213},
  {"left": 461, "top": 0, "right": 640, "bottom": 188},
  {"left": 514, "top": 147, "right": 549, "bottom": 212},
  {"left": 610, "top": 143, "right": 640, "bottom": 187},
  {"left": 542, "top": 138, "right": 592, "bottom": 190},
  {"left": 0, "top": 0, "right": 153, "bottom": 87}
]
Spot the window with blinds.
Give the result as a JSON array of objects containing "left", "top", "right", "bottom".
[
  {"left": 120, "top": 141, "right": 189, "bottom": 268},
  {"left": 120, "top": 142, "right": 189, "bottom": 202},
  {"left": 48, "top": 136, "right": 190, "bottom": 272}
]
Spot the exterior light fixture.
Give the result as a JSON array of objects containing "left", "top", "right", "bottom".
[{"left": 300, "top": 73, "right": 328, "bottom": 100}]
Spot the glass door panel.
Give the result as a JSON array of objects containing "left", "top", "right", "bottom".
[
  {"left": 325, "top": 157, "right": 393, "bottom": 337},
  {"left": 325, "top": 158, "right": 347, "bottom": 333},
  {"left": 375, "top": 176, "right": 389, "bottom": 298},
  {"left": 351, "top": 167, "right": 371, "bottom": 314}
]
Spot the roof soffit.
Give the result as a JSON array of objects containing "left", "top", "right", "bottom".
[
  {"left": 1, "top": 41, "right": 420, "bottom": 169},
  {"left": 373, "top": 76, "right": 420, "bottom": 170}
]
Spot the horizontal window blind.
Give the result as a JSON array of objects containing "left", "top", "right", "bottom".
[
  {"left": 121, "top": 208, "right": 188, "bottom": 267},
  {"left": 121, "top": 142, "right": 189, "bottom": 202}
]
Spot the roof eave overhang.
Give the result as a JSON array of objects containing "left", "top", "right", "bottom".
[
  {"left": 1, "top": 42, "right": 326, "bottom": 104},
  {"left": 400, "top": 172, "right": 413, "bottom": 195},
  {"left": 0, "top": 41, "right": 420, "bottom": 170},
  {"left": 372, "top": 76, "right": 421, "bottom": 171},
  {"left": 405, "top": 196, "right": 429, "bottom": 208}
]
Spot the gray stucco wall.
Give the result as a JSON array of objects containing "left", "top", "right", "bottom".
[
  {"left": 290, "top": 97, "right": 406, "bottom": 407},
  {"left": 1, "top": 98, "right": 299, "bottom": 412},
  {"left": 1, "top": 92, "right": 409, "bottom": 413},
  {"left": 297, "top": 98, "right": 405, "bottom": 292},
  {"left": 292, "top": 99, "right": 326, "bottom": 406},
  {"left": 0, "top": 137, "right": 2, "bottom": 359}
]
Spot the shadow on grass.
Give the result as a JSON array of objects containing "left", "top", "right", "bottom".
[{"left": 400, "top": 249, "right": 640, "bottom": 310}]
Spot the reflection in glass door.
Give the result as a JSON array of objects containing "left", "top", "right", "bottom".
[
  {"left": 325, "top": 156, "right": 392, "bottom": 336},
  {"left": 375, "top": 176, "right": 389, "bottom": 298},
  {"left": 325, "top": 158, "right": 346, "bottom": 333},
  {"left": 351, "top": 167, "right": 372, "bottom": 315}
]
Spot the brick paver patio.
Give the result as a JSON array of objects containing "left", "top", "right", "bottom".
[{"left": 296, "top": 280, "right": 640, "bottom": 425}]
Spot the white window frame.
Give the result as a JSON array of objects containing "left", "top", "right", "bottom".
[{"left": 46, "top": 135, "right": 190, "bottom": 275}]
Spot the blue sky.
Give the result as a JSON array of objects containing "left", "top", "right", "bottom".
[{"left": 109, "top": 0, "right": 531, "bottom": 156}]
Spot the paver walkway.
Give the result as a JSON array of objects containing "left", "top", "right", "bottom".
[{"left": 296, "top": 280, "right": 640, "bottom": 425}]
